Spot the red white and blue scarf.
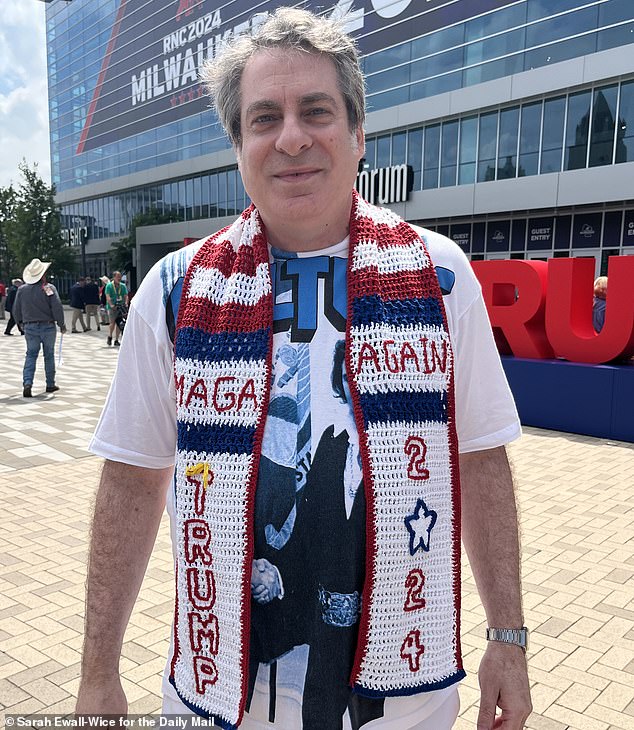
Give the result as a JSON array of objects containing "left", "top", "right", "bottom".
[{"left": 170, "top": 192, "right": 464, "bottom": 728}]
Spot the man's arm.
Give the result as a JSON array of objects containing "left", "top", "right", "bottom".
[
  {"left": 460, "top": 446, "right": 532, "bottom": 730},
  {"left": 76, "top": 459, "right": 173, "bottom": 714}
]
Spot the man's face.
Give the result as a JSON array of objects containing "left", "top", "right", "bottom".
[
  {"left": 236, "top": 49, "right": 364, "bottom": 249},
  {"left": 114, "top": 273, "right": 122, "bottom": 284}
]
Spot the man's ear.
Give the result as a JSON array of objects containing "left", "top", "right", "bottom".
[{"left": 355, "top": 126, "right": 365, "bottom": 160}]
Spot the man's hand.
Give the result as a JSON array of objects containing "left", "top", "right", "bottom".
[
  {"left": 251, "top": 558, "right": 283, "bottom": 604},
  {"left": 477, "top": 643, "right": 531, "bottom": 729},
  {"left": 61, "top": 325, "right": 67, "bottom": 334},
  {"left": 76, "top": 675, "right": 127, "bottom": 716}
]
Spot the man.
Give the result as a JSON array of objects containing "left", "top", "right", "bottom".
[
  {"left": 104, "top": 271, "right": 128, "bottom": 346},
  {"left": 78, "top": 9, "right": 531, "bottom": 729},
  {"left": 12, "top": 258, "right": 66, "bottom": 397},
  {"left": 593, "top": 276, "right": 607, "bottom": 333},
  {"left": 0, "top": 279, "right": 6, "bottom": 319},
  {"left": 70, "top": 277, "right": 89, "bottom": 333},
  {"left": 83, "top": 276, "right": 101, "bottom": 332},
  {"left": 3, "top": 278, "right": 23, "bottom": 336}
]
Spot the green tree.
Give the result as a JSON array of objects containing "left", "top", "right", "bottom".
[
  {"left": 0, "top": 185, "right": 17, "bottom": 282},
  {"left": 5, "top": 161, "right": 75, "bottom": 279},
  {"left": 110, "top": 207, "right": 180, "bottom": 290}
]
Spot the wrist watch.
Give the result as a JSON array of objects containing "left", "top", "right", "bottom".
[{"left": 486, "top": 626, "right": 529, "bottom": 652}]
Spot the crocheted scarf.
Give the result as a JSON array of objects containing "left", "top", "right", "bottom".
[{"left": 170, "top": 192, "right": 464, "bottom": 728}]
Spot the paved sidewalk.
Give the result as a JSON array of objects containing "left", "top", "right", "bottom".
[{"left": 1, "top": 313, "right": 634, "bottom": 727}]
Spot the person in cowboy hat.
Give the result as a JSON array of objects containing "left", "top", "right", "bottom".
[{"left": 12, "top": 258, "right": 67, "bottom": 397}]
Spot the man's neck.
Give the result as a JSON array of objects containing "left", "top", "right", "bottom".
[{"left": 258, "top": 195, "right": 353, "bottom": 253}]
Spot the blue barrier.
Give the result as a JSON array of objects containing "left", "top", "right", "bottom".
[{"left": 501, "top": 357, "right": 634, "bottom": 443}]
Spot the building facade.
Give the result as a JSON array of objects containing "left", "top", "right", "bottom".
[{"left": 46, "top": 0, "right": 634, "bottom": 288}]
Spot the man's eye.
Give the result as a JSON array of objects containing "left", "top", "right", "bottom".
[
  {"left": 307, "top": 107, "right": 328, "bottom": 116},
  {"left": 253, "top": 115, "right": 276, "bottom": 124}
]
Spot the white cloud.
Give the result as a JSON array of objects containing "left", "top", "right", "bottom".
[{"left": 0, "top": 4, "right": 51, "bottom": 188}]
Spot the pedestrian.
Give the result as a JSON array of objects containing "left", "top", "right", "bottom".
[
  {"left": 76, "top": 9, "right": 531, "bottom": 730},
  {"left": 0, "top": 279, "right": 6, "bottom": 319},
  {"left": 12, "top": 258, "right": 66, "bottom": 397},
  {"left": 83, "top": 276, "right": 101, "bottom": 331},
  {"left": 593, "top": 276, "right": 607, "bottom": 333},
  {"left": 70, "top": 277, "right": 89, "bottom": 332},
  {"left": 3, "top": 278, "right": 23, "bottom": 336},
  {"left": 104, "top": 271, "right": 128, "bottom": 346},
  {"left": 99, "top": 276, "right": 110, "bottom": 326}
]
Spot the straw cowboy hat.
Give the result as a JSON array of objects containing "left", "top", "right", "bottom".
[
  {"left": 23, "top": 258, "right": 52, "bottom": 285},
  {"left": 100, "top": 275, "right": 110, "bottom": 285}
]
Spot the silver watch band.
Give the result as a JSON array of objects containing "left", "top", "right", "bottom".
[{"left": 486, "top": 626, "right": 529, "bottom": 651}]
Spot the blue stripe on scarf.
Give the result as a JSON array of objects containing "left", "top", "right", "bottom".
[
  {"left": 177, "top": 422, "right": 255, "bottom": 455},
  {"left": 177, "top": 327, "right": 270, "bottom": 363},
  {"left": 352, "top": 295, "right": 444, "bottom": 328},
  {"left": 358, "top": 390, "right": 448, "bottom": 426}
]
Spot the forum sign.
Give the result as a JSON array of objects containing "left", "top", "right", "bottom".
[
  {"left": 77, "top": 0, "right": 518, "bottom": 153},
  {"left": 356, "top": 164, "right": 412, "bottom": 205}
]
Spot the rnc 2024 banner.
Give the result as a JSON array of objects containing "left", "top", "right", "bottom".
[{"left": 77, "top": 0, "right": 518, "bottom": 154}]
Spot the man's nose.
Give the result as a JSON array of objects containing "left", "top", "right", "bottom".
[{"left": 274, "top": 115, "right": 312, "bottom": 156}]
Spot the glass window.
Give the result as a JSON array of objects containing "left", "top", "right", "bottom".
[
  {"left": 163, "top": 183, "right": 172, "bottom": 216},
  {"left": 423, "top": 124, "right": 440, "bottom": 189},
  {"left": 365, "top": 66, "right": 409, "bottom": 96},
  {"left": 411, "top": 48, "right": 464, "bottom": 83},
  {"left": 364, "top": 42, "right": 411, "bottom": 74},
  {"left": 218, "top": 172, "right": 227, "bottom": 215},
  {"left": 541, "top": 96, "right": 566, "bottom": 173},
  {"left": 497, "top": 107, "right": 519, "bottom": 179},
  {"left": 465, "top": 28, "right": 525, "bottom": 67},
  {"left": 377, "top": 135, "right": 391, "bottom": 168},
  {"left": 440, "top": 120, "right": 459, "bottom": 187},
  {"left": 410, "top": 71, "right": 462, "bottom": 103},
  {"left": 392, "top": 132, "right": 406, "bottom": 165},
  {"left": 458, "top": 116, "right": 477, "bottom": 185},
  {"left": 412, "top": 24, "right": 465, "bottom": 58},
  {"left": 598, "top": 22, "right": 634, "bottom": 52},
  {"left": 466, "top": 3, "right": 527, "bottom": 41},
  {"left": 227, "top": 170, "right": 237, "bottom": 214},
  {"left": 464, "top": 54, "right": 524, "bottom": 87},
  {"left": 407, "top": 128, "right": 423, "bottom": 190},
  {"left": 616, "top": 81, "right": 634, "bottom": 164},
  {"left": 604, "top": 211, "right": 623, "bottom": 247},
  {"left": 176, "top": 181, "right": 185, "bottom": 221},
  {"left": 526, "top": 6, "right": 599, "bottom": 47},
  {"left": 367, "top": 87, "right": 409, "bottom": 110},
  {"left": 192, "top": 176, "right": 202, "bottom": 219},
  {"left": 210, "top": 174, "right": 218, "bottom": 217},
  {"left": 589, "top": 85, "right": 618, "bottom": 167},
  {"left": 477, "top": 112, "right": 498, "bottom": 182},
  {"left": 512, "top": 219, "right": 527, "bottom": 251},
  {"left": 527, "top": 0, "right": 593, "bottom": 23},
  {"left": 524, "top": 34, "right": 598, "bottom": 70},
  {"left": 237, "top": 174, "right": 248, "bottom": 209},
  {"left": 364, "top": 137, "right": 377, "bottom": 170},
  {"left": 201, "top": 175, "right": 210, "bottom": 219},
  {"left": 519, "top": 102, "right": 542, "bottom": 176},
  {"left": 599, "top": 0, "right": 634, "bottom": 25},
  {"left": 565, "top": 91, "right": 591, "bottom": 170}
]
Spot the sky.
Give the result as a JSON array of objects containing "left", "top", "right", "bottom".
[{"left": 0, "top": 3, "right": 51, "bottom": 189}]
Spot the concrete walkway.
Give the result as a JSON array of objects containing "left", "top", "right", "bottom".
[{"left": 1, "top": 312, "right": 633, "bottom": 728}]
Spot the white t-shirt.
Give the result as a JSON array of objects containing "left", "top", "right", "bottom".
[{"left": 90, "top": 225, "right": 520, "bottom": 729}]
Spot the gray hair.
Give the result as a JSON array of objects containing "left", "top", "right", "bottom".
[{"left": 201, "top": 7, "right": 365, "bottom": 147}]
